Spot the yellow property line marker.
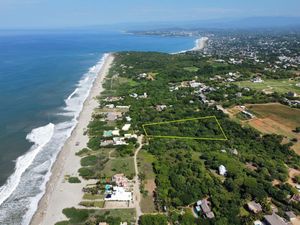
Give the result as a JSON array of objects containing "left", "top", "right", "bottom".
[{"left": 142, "top": 116, "right": 228, "bottom": 141}]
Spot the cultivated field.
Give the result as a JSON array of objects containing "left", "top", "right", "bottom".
[{"left": 246, "top": 103, "right": 300, "bottom": 154}]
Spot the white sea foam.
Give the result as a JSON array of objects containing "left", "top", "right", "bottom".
[
  {"left": 0, "top": 54, "right": 108, "bottom": 225},
  {"left": 0, "top": 123, "right": 55, "bottom": 206}
]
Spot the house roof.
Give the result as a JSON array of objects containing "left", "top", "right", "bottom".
[
  {"left": 247, "top": 201, "right": 262, "bottom": 213},
  {"left": 264, "top": 213, "right": 289, "bottom": 225},
  {"left": 200, "top": 199, "right": 211, "bottom": 213},
  {"left": 285, "top": 211, "right": 296, "bottom": 219}
]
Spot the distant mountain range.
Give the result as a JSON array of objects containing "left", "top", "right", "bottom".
[{"left": 119, "top": 16, "right": 300, "bottom": 31}]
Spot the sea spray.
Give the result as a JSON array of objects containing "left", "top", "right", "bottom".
[{"left": 0, "top": 123, "right": 55, "bottom": 206}]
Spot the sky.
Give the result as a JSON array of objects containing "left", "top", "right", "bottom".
[{"left": 0, "top": 0, "right": 300, "bottom": 29}]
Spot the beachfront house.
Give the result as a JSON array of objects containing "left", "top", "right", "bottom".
[
  {"left": 113, "top": 137, "right": 127, "bottom": 146},
  {"left": 100, "top": 140, "right": 114, "bottom": 147},
  {"left": 112, "top": 173, "right": 129, "bottom": 188},
  {"left": 104, "top": 186, "right": 132, "bottom": 202},
  {"left": 106, "top": 112, "right": 122, "bottom": 121}
]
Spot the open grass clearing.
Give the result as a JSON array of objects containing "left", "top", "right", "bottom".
[
  {"left": 137, "top": 150, "right": 156, "bottom": 180},
  {"left": 183, "top": 66, "right": 199, "bottom": 72},
  {"left": 236, "top": 79, "right": 300, "bottom": 94},
  {"left": 83, "top": 193, "right": 104, "bottom": 200},
  {"left": 102, "top": 157, "right": 135, "bottom": 179}
]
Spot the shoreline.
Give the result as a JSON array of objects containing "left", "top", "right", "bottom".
[
  {"left": 30, "top": 53, "right": 115, "bottom": 225},
  {"left": 173, "top": 36, "right": 208, "bottom": 54}
]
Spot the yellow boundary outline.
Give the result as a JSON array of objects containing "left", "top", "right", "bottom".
[{"left": 142, "top": 116, "right": 228, "bottom": 141}]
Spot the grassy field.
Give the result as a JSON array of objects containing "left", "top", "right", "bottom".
[
  {"left": 138, "top": 150, "right": 157, "bottom": 213},
  {"left": 102, "top": 157, "right": 135, "bottom": 178},
  {"left": 183, "top": 66, "right": 199, "bottom": 72},
  {"left": 236, "top": 79, "right": 300, "bottom": 94}
]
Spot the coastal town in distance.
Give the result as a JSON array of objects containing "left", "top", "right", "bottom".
[{"left": 0, "top": 1, "right": 300, "bottom": 225}]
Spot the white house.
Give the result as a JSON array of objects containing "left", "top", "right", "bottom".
[
  {"left": 104, "top": 187, "right": 132, "bottom": 201},
  {"left": 122, "top": 124, "right": 131, "bottom": 131},
  {"left": 219, "top": 165, "right": 227, "bottom": 176}
]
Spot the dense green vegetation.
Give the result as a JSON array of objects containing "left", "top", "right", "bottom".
[
  {"left": 107, "top": 52, "right": 300, "bottom": 224},
  {"left": 56, "top": 208, "right": 135, "bottom": 225},
  {"left": 57, "top": 49, "right": 299, "bottom": 224},
  {"left": 139, "top": 214, "right": 168, "bottom": 225},
  {"left": 68, "top": 176, "right": 81, "bottom": 183}
]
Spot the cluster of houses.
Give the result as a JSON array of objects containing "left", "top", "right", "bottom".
[
  {"left": 169, "top": 80, "right": 216, "bottom": 105},
  {"left": 100, "top": 122, "right": 136, "bottom": 147},
  {"left": 245, "top": 200, "right": 297, "bottom": 225},
  {"left": 99, "top": 99, "right": 137, "bottom": 147}
]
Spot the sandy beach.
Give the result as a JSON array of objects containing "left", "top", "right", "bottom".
[{"left": 30, "top": 53, "right": 115, "bottom": 225}]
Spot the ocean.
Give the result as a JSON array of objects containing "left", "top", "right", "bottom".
[{"left": 0, "top": 30, "right": 194, "bottom": 224}]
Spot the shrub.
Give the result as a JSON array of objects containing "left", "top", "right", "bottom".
[
  {"left": 76, "top": 148, "right": 91, "bottom": 156},
  {"left": 139, "top": 214, "right": 168, "bottom": 225},
  {"left": 54, "top": 221, "right": 69, "bottom": 225},
  {"left": 68, "top": 176, "right": 81, "bottom": 183},
  {"left": 62, "top": 207, "right": 89, "bottom": 223},
  {"left": 78, "top": 167, "right": 95, "bottom": 179},
  {"left": 81, "top": 155, "right": 97, "bottom": 166}
]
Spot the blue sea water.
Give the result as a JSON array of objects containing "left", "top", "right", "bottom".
[{"left": 0, "top": 30, "right": 195, "bottom": 224}]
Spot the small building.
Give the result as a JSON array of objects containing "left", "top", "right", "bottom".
[
  {"left": 104, "top": 186, "right": 132, "bottom": 201},
  {"left": 247, "top": 201, "right": 262, "bottom": 214},
  {"left": 105, "top": 104, "right": 115, "bottom": 109},
  {"left": 156, "top": 105, "right": 167, "bottom": 112},
  {"left": 112, "top": 173, "right": 129, "bottom": 188},
  {"left": 196, "top": 199, "right": 215, "bottom": 219},
  {"left": 251, "top": 77, "right": 264, "bottom": 83},
  {"left": 106, "top": 112, "right": 122, "bottom": 121},
  {"left": 113, "top": 137, "right": 127, "bottom": 146},
  {"left": 112, "top": 129, "right": 120, "bottom": 136},
  {"left": 124, "top": 133, "right": 137, "bottom": 139},
  {"left": 242, "top": 110, "right": 255, "bottom": 119},
  {"left": 291, "top": 194, "right": 300, "bottom": 202},
  {"left": 100, "top": 140, "right": 114, "bottom": 146},
  {"left": 125, "top": 116, "right": 132, "bottom": 122},
  {"left": 219, "top": 165, "right": 227, "bottom": 176},
  {"left": 264, "top": 213, "right": 290, "bottom": 225},
  {"left": 287, "top": 92, "right": 297, "bottom": 97},
  {"left": 122, "top": 124, "right": 131, "bottom": 131}
]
